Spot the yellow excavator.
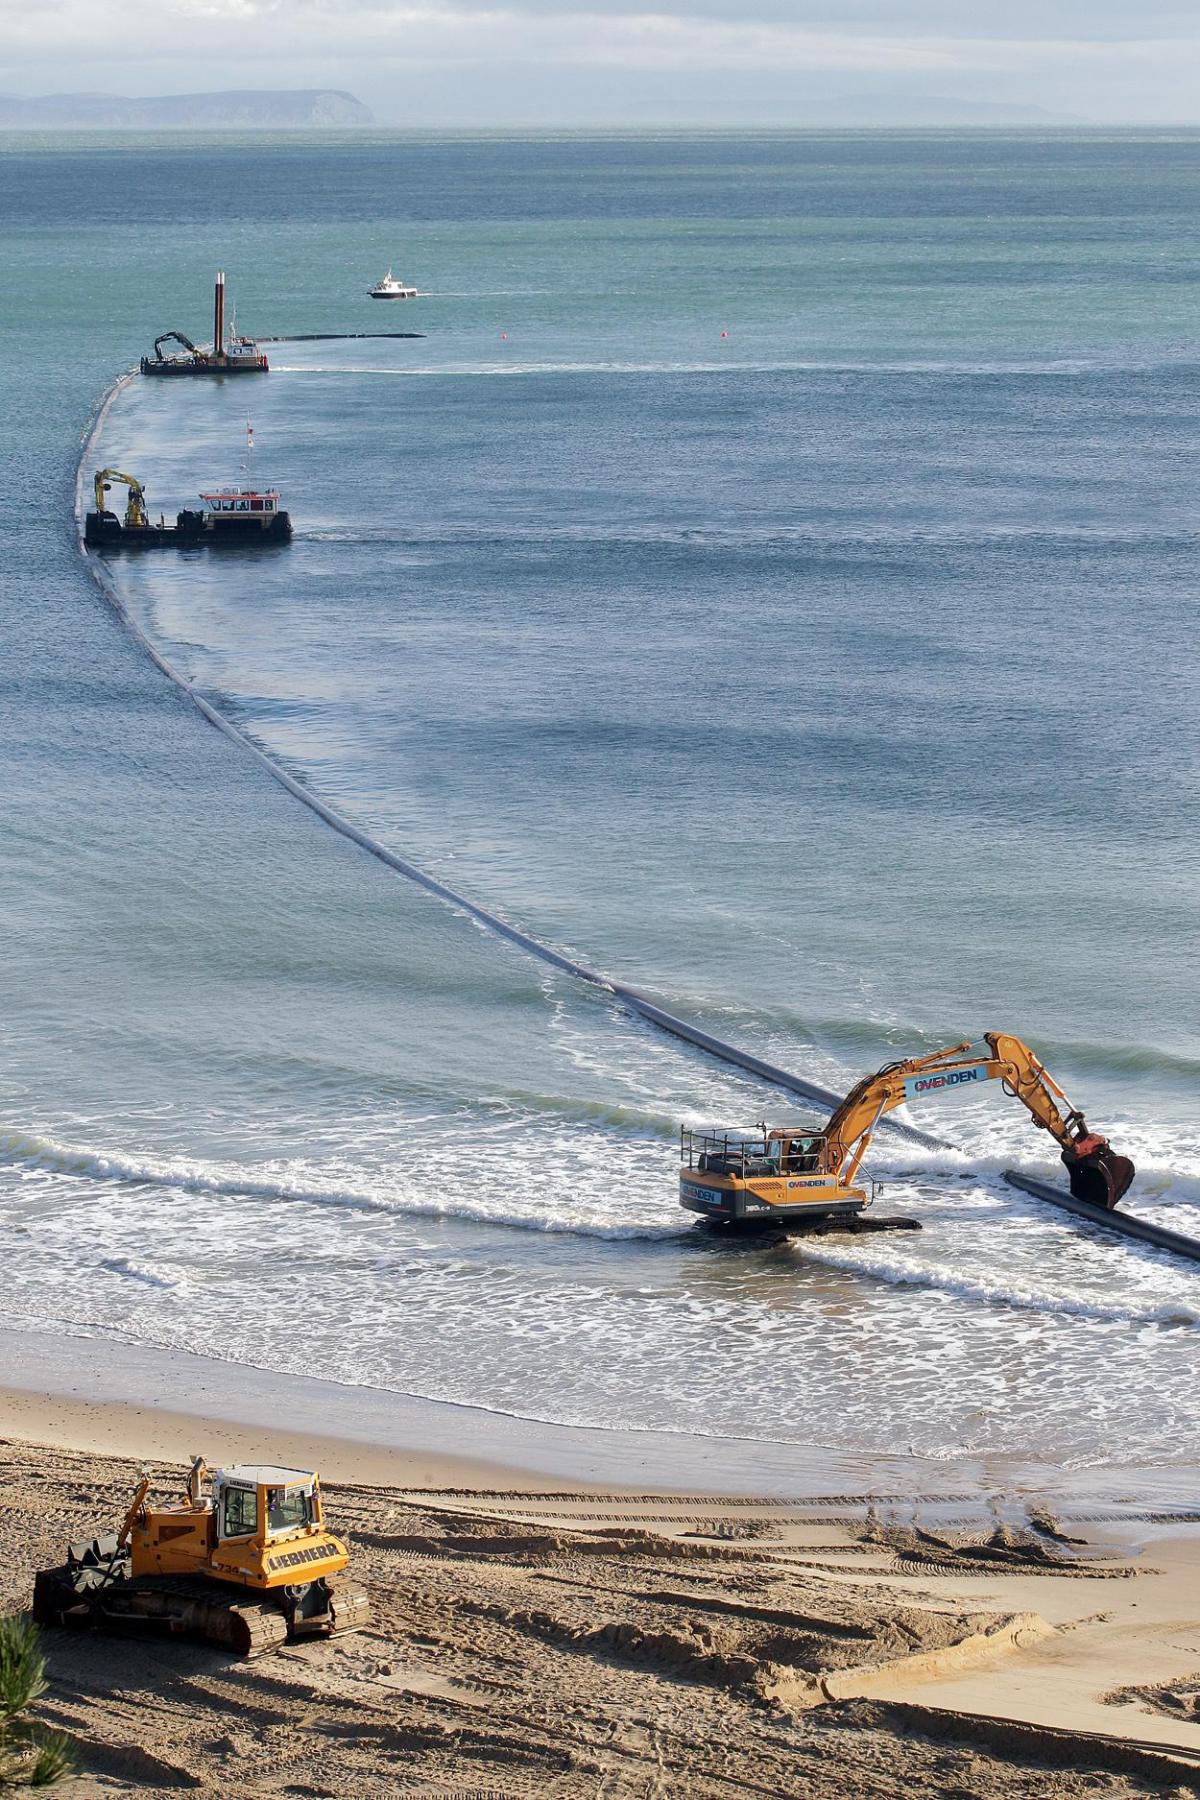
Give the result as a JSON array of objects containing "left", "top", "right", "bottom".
[
  {"left": 93, "top": 468, "right": 149, "bottom": 531},
  {"left": 680, "top": 1031, "right": 1135, "bottom": 1229},
  {"left": 33, "top": 1456, "right": 370, "bottom": 1657}
]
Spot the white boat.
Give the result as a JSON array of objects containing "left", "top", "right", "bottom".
[{"left": 368, "top": 267, "right": 418, "bottom": 300}]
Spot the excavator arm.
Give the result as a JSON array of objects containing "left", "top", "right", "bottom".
[
  {"left": 153, "top": 329, "right": 201, "bottom": 362},
  {"left": 93, "top": 468, "right": 148, "bottom": 530},
  {"left": 822, "top": 1032, "right": 1134, "bottom": 1210}
]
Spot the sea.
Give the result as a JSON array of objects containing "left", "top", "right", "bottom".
[{"left": 2, "top": 129, "right": 1198, "bottom": 1473}]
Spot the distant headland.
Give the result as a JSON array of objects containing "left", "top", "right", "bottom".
[{"left": 0, "top": 90, "right": 373, "bottom": 129}]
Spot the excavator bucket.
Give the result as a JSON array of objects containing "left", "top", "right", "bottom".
[{"left": 1062, "top": 1146, "right": 1136, "bottom": 1211}]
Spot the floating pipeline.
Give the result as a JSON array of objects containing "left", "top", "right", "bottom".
[
  {"left": 1004, "top": 1170, "right": 1200, "bottom": 1268},
  {"left": 75, "top": 369, "right": 941, "bottom": 1149},
  {"left": 78, "top": 372, "right": 1189, "bottom": 1265}
]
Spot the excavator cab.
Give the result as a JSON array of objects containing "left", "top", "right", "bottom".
[{"left": 765, "top": 1129, "right": 826, "bottom": 1174}]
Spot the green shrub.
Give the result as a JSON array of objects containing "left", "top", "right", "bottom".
[{"left": 0, "top": 1618, "right": 71, "bottom": 1789}]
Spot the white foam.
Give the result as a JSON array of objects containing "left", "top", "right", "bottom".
[
  {"left": 789, "top": 1236, "right": 1200, "bottom": 1327},
  {"left": 269, "top": 355, "right": 1136, "bottom": 380},
  {"left": 0, "top": 1126, "right": 680, "bottom": 1243},
  {"left": 99, "top": 1257, "right": 188, "bottom": 1293}
]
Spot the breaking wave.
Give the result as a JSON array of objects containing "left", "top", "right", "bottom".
[
  {"left": 789, "top": 1237, "right": 1200, "bottom": 1328},
  {"left": 0, "top": 1127, "right": 681, "bottom": 1243}
]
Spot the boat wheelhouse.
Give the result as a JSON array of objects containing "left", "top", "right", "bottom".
[
  {"left": 202, "top": 486, "right": 280, "bottom": 517},
  {"left": 224, "top": 335, "right": 268, "bottom": 367},
  {"left": 191, "top": 486, "right": 292, "bottom": 538}
]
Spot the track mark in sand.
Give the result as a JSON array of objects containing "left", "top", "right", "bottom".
[
  {"left": 1105, "top": 1672, "right": 1200, "bottom": 1725},
  {"left": 855, "top": 1521, "right": 1142, "bottom": 1580},
  {"left": 823, "top": 1697, "right": 1200, "bottom": 1780}
]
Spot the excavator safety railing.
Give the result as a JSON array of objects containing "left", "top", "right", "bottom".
[{"left": 680, "top": 1127, "right": 827, "bottom": 1179}]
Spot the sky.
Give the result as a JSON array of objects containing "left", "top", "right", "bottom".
[{"left": 2, "top": 0, "right": 1200, "bottom": 125}]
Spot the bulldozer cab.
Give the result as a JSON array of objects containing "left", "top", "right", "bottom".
[{"left": 214, "top": 1466, "right": 321, "bottom": 1544}]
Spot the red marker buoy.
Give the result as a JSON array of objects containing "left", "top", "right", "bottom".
[
  {"left": 720, "top": 330, "right": 729, "bottom": 339},
  {"left": 500, "top": 332, "right": 508, "bottom": 340}
]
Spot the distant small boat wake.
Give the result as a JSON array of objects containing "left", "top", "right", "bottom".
[{"left": 75, "top": 369, "right": 945, "bottom": 1149}]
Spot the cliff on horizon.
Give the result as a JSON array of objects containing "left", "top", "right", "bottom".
[{"left": 0, "top": 90, "right": 373, "bottom": 128}]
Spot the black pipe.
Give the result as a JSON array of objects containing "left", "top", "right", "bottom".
[
  {"left": 1004, "top": 1170, "right": 1200, "bottom": 1267},
  {"left": 257, "top": 333, "right": 426, "bottom": 342}
]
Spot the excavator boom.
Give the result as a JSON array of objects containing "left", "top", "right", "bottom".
[
  {"left": 153, "top": 329, "right": 202, "bottom": 363},
  {"left": 825, "top": 1032, "right": 1134, "bottom": 1209}
]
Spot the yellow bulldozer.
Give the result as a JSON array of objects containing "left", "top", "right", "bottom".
[
  {"left": 33, "top": 1456, "right": 370, "bottom": 1657},
  {"left": 680, "top": 1030, "right": 1135, "bottom": 1229}
]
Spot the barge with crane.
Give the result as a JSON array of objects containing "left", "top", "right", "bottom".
[
  {"left": 85, "top": 466, "right": 291, "bottom": 547},
  {"left": 141, "top": 271, "right": 269, "bottom": 376}
]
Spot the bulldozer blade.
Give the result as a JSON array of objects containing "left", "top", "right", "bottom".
[{"left": 1064, "top": 1147, "right": 1136, "bottom": 1211}]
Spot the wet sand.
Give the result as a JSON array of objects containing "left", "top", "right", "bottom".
[{"left": 4, "top": 1326, "right": 1200, "bottom": 1511}]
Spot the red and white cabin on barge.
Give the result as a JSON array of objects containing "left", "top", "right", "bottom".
[{"left": 182, "top": 486, "right": 292, "bottom": 538}]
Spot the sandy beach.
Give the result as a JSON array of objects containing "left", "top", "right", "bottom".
[{"left": 3, "top": 1367, "right": 1200, "bottom": 1797}]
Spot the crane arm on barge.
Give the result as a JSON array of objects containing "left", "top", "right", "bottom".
[
  {"left": 93, "top": 468, "right": 148, "bottom": 529},
  {"left": 151, "top": 329, "right": 204, "bottom": 364}
]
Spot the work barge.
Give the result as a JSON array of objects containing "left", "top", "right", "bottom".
[
  {"left": 85, "top": 467, "right": 291, "bottom": 547},
  {"left": 141, "top": 271, "right": 269, "bottom": 377}
]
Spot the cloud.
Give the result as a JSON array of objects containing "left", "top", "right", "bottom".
[
  {"left": 4, "top": 0, "right": 1195, "bottom": 67},
  {"left": 3, "top": 0, "right": 1200, "bottom": 122}
]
